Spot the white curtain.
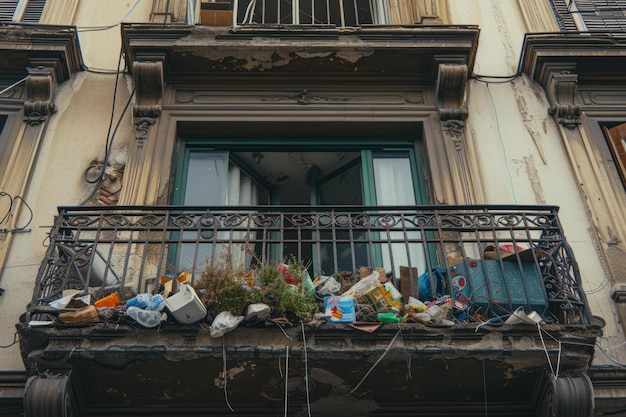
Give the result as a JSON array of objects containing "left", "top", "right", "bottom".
[
  {"left": 227, "top": 164, "right": 258, "bottom": 268},
  {"left": 373, "top": 156, "right": 426, "bottom": 280}
]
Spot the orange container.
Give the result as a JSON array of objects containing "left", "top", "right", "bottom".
[{"left": 94, "top": 292, "right": 120, "bottom": 308}]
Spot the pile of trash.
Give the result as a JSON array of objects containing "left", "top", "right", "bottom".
[{"left": 40, "top": 259, "right": 546, "bottom": 336}]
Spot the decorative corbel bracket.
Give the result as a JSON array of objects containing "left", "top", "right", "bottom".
[
  {"left": 540, "top": 63, "right": 581, "bottom": 129},
  {"left": 133, "top": 60, "right": 164, "bottom": 118},
  {"left": 132, "top": 60, "right": 164, "bottom": 144},
  {"left": 23, "top": 66, "right": 56, "bottom": 126},
  {"left": 436, "top": 63, "right": 468, "bottom": 122}
]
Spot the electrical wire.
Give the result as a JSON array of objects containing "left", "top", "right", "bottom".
[
  {"left": 222, "top": 338, "right": 235, "bottom": 412},
  {"left": 0, "top": 192, "right": 34, "bottom": 232},
  {"left": 301, "top": 321, "right": 312, "bottom": 417},
  {"left": 0, "top": 76, "right": 28, "bottom": 96},
  {"left": 482, "top": 359, "right": 489, "bottom": 417},
  {"left": 485, "top": 82, "right": 519, "bottom": 204},
  {"left": 83, "top": 44, "right": 132, "bottom": 187},
  {"left": 284, "top": 345, "right": 289, "bottom": 417},
  {"left": 0, "top": 332, "right": 18, "bottom": 349},
  {"left": 75, "top": 0, "right": 142, "bottom": 32},
  {"left": 350, "top": 329, "right": 401, "bottom": 394}
]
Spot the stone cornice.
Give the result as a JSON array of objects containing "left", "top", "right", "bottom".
[
  {"left": 522, "top": 33, "right": 626, "bottom": 85},
  {"left": 0, "top": 24, "right": 83, "bottom": 84},
  {"left": 121, "top": 24, "right": 479, "bottom": 84},
  {"left": 521, "top": 33, "right": 626, "bottom": 126}
]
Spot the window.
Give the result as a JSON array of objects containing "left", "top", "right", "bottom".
[
  {"left": 150, "top": 0, "right": 190, "bottom": 23},
  {"left": 235, "top": 0, "right": 374, "bottom": 26},
  {"left": 173, "top": 139, "right": 429, "bottom": 277},
  {"left": 0, "top": 0, "right": 45, "bottom": 24},
  {"left": 603, "top": 123, "right": 626, "bottom": 189},
  {"left": 550, "top": 0, "right": 626, "bottom": 31}
]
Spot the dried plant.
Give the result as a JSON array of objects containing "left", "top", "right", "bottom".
[{"left": 194, "top": 250, "right": 318, "bottom": 320}]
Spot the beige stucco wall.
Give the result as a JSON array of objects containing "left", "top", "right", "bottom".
[
  {"left": 0, "top": 1, "right": 149, "bottom": 371},
  {"left": 451, "top": 0, "right": 626, "bottom": 365}
]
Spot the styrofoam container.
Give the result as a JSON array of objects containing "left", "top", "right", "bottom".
[{"left": 165, "top": 284, "right": 207, "bottom": 324}]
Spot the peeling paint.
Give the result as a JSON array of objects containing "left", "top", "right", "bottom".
[
  {"left": 513, "top": 77, "right": 549, "bottom": 164},
  {"left": 468, "top": 332, "right": 504, "bottom": 350},
  {"left": 524, "top": 155, "right": 546, "bottom": 204}
]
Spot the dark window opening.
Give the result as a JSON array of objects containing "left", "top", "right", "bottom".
[
  {"left": 0, "top": 115, "right": 7, "bottom": 135},
  {"left": 602, "top": 122, "right": 626, "bottom": 191}
]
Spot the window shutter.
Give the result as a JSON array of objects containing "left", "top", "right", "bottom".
[
  {"left": 150, "top": 0, "right": 187, "bottom": 23},
  {"left": 0, "top": 0, "right": 19, "bottom": 23},
  {"left": 21, "top": 0, "right": 45, "bottom": 23},
  {"left": 550, "top": 0, "right": 626, "bottom": 32},
  {"left": 549, "top": 0, "right": 578, "bottom": 31},
  {"left": 605, "top": 124, "right": 626, "bottom": 188}
]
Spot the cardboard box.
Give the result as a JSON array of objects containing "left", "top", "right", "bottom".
[
  {"left": 453, "top": 256, "right": 548, "bottom": 316},
  {"left": 201, "top": 2, "right": 232, "bottom": 26}
]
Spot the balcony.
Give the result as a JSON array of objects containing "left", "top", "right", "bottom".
[
  {"left": 28, "top": 205, "right": 590, "bottom": 325},
  {"left": 17, "top": 205, "right": 598, "bottom": 416}
]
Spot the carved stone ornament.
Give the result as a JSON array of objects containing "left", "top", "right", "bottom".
[
  {"left": 135, "top": 117, "right": 156, "bottom": 147},
  {"left": 442, "top": 120, "right": 465, "bottom": 150},
  {"left": 132, "top": 61, "right": 164, "bottom": 118},
  {"left": 437, "top": 63, "right": 469, "bottom": 122},
  {"left": 542, "top": 65, "right": 581, "bottom": 129},
  {"left": 23, "top": 67, "right": 56, "bottom": 126},
  {"left": 261, "top": 90, "right": 350, "bottom": 105}
]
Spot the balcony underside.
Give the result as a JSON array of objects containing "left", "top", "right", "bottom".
[
  {"left": 17, "top": 321, "right": 596, "bottom": 416},
  {"left": 121, "top": 24, "right": 479, "bottom": 83}
]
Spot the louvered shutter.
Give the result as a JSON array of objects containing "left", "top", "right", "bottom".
[
  {"left": 549, "top": 0, "right": 578, "bottom": 31},
  {"left": 0, "top": 0, "right": 19, "bottom": 23},
  {"left": 21, "top": 0, "right": 45, "bottom": 23},
  {"left": 150, "top": 0, "right": 187, "bottom": 23},
  {"left": 550, "top": 0, "right": 626, "bottom": 32}
]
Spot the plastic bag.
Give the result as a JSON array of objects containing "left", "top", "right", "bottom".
[
  {"left": 318, "top": 275, "right": 341, "bottom": 296},
  {"left": 126, "top": 306, "right": 166, "bottom": 328},
  {"left": 418, "top": 267, "right": 447, "bottom": 301},
  {"left": 126, "top": 293, "right": 165, "bottom": 311},
  {"left": 210, "top": 311, "right": 244, "bottom": 338},
  {"left": 342, "top": 272, "right": 380, "bottom": 298},
  {"left": 377, "top": 312, "right": 403, "bottom": 323},
  {"left": 49, "top": 290, "right": 86, "bottom": 309}
]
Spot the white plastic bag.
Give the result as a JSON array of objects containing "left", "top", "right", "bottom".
[
  {"left": 342, "top": 271, "right": 380, "bottom": 297},
  {"left": 126, "top": 306, "right": 166, "bottom": 328},
  {"left": 210, "top": 311, "right": 244, "bottom": 338},
  {"left": 318, "top": 275, "right": 341, "bottom": 295}
]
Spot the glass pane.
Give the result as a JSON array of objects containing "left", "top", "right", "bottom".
[
  {"left": 317, "top": 158, "right": 366, "bottom": 275},
  {"left": 184, "top": 151, "right": 228, "bottom": 205},
  {"left": 319, "top": 161, "right": 363, "bottom": 205}
]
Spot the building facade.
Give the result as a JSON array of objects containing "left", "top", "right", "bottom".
[{"left": 1, "top": 0, "right": 626, "bottom": 415}]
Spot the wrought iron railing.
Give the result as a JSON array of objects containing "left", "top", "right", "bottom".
[
  {"left": 31, "top": 205, "right": 592, "bottom": 325},
  {"left": 233, "top": 0, "right": 376, "bottom": 26}
]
